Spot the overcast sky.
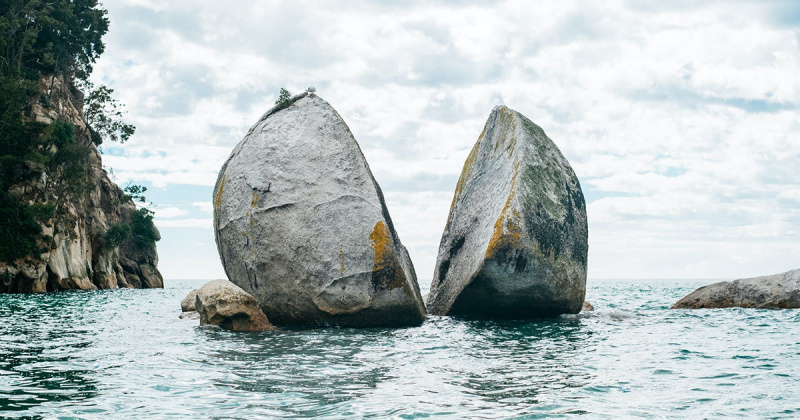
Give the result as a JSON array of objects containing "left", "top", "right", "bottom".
[{"left": 91, "top": 0, "right": 800, "bottom": 285}]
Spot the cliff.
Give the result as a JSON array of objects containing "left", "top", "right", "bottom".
[{"left": 0, "top": 74, "right": 162, "bottom": 293}]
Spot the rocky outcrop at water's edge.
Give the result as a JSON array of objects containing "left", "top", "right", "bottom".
[
  {"left": 181, "top": 289, "right": 199, "bottom": 312},
  {"left": 0, "top": 75, "right": 162, "bottom": 293},
  {"left": 195, "top": 279, "right": 276, "bottom": 331},
  {"left": 671, "top": 269, "right": 800, "bottom": 309}
]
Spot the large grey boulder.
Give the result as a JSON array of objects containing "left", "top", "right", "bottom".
[
  {"left": 426, "top": 106, "right": 588, "bottom": 318},
  {"left": 671, "top": 269, "right": 800, "bottom": 309},
  {"left": 195, "top": 279, "right": 276, "bottom": 331},
  {"left": 213, "top": 93, "right": 426, "bottom": 327}
]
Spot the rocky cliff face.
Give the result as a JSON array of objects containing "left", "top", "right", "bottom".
[{"left": 0, "top": 75, "right": 162, "bottom": 293}]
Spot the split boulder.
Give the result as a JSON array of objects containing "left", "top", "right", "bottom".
[
  {"left": 213, "top": 93, "right": 426, "bottom": 327},
  {"left": 426, "top": 106, "right": 588, "bottom": 318}
]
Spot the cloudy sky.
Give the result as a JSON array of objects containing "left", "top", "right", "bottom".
[{"left": 91, "top": 0, "right": 800, "bottom": 285}]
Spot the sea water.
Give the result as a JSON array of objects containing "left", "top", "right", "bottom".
[{"left": 1, "top": 279, "right": 798, "bottom": 418}]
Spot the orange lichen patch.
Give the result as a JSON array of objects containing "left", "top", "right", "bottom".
[
  {"left": 447, "top": 136, "right": 482, "bottom": 226},
  {"left": 251, "top": 191, "right": 259, "bottom": 208},
  {"left": 240, "top": 211, "right": 256, "bottom": 242},
  {"left": 486, "top": 212, "right": 523, "bottom": 259},
  {"left": 369, "top": 221, "right": 405, "bottom": 290},
  {"left": 370, "top": 221, "right": 392, "bottom": 270},
  {"left": 339, "top": 244, "right": 345, "bottom": 277},
  {"left": 214, "top": 175, "right": 226, "bottom": 209},
  {"left": 506, "top": 209, "right": 522, "bottom": 244},
  {"left": 486, "top": 164, "right": 522, "bottom": 259}
]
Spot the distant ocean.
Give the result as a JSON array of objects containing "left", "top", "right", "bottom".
[{"left": 1, "top": 279, "right": 798, "bottom": 418}]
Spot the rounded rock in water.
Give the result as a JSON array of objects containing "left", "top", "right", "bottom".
[
  {"left": 671, "top": 268, "right": 800, "bottom": 309},
  {"left": 426, "top": 106, "right": 588, "bottom": 318},
  {"left": 213, "top": 93, "right": 426, "bottom": 327},
  {"left": 195, "top": 279, "right": 275, "bottom": 332}
]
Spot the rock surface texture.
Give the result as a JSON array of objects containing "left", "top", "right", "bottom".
[
  {"left": 671, "top": 269, "right": 800, "bottom": 309},
  {"left": 195, "top": 279, "right": 275, "bottom": 331},
  {"left": 213, "top": 93, "right": 426, "bottom": 327},
  {"left": 179, "top": 311, "right": 200, "bottom": 320},
  {"left": 0, "top": 75, "right": 162, "bottom": 293},
  {"left": 181, "top": 289, "right": 199, "bottom": 312},
  {"left": 426, "top": 106, "right": 588, "bottom": 318}
]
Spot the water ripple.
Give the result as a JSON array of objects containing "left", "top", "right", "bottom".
[{"left": 0, "top": 279, "right": 798, "bottom": 418}]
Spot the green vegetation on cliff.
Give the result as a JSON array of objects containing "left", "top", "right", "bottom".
[{"left": 0, "top": 0, "right": 156, "bottom": 264}]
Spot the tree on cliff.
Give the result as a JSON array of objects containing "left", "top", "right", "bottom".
[
  {"left": 0, "top": 0, "right": 155, "bottom": 264},
  {"left": 0, "top": 0, "right": 108, "bottom": 80},
  {"left": 82, "top": 82, "right": 135, "bottom": 145}
]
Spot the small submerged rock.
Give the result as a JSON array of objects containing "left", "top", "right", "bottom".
[
  {"left": 671, "top": 269, "right": 800, "bottom": 309},
  {"left": 195, "top": 279, "right": 276, "bottom": 331},
  {"left": 582, "top": 301, "right": 594, "bottom": 312},
  {"left": 426, "top": 105, "right": 588, "bottom": 318},
  {"left": 213, "top": 93, "right": 426, "bottom": 327},
  {"left": 179, "top": 311, "right": 200, "bottom": 320}
]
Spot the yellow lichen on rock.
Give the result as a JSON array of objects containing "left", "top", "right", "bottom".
[
  {"left": 370, "top": 221, "right": 392, "bottom": 270},
  {"left": 241, "top": 211, "right": 254, "bottom": 240},
  {"left": 251, "top": 191, "right": 259, "bottom": 208},
  {"left": 486, "top": 165, "right": 522, "bottom": 259},
  {"left": 369, "top": 221, "right": 405, "bottom": 290},
  {"left": 215, "top": 175, "right": 226, "bottom": 209},
  {"left": 339, "top": 244, "right": 345, "bottom": 277},
  {"left": 447, "top": 135, "right": 482, "bottom": 226}
]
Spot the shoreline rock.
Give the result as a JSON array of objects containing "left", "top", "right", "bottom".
[
  {"left": 195, "top": 279, "right": 276, "bottom": 331},
  {"left": 671, "top": 269, "right": 800, "bottom": 309},
  {"left": 181, "top": 289, "right": 199, "bottom": 312},
  {"left": 179, "top": 311, "right": 200, "bottom": 320},
  {"left": 213, "top": 93, "right": 426, "bottom": 327},
  {"left": 426, "top": 105, "right": 588, "bottom": 318},
  {"left": 0, "top": 74, "right": 162, "bottom": 294}
]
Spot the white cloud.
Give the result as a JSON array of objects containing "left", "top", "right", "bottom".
[
  {"left": 154, "top": 207, "right": 189, "bottom": 218},
  {"left": 155, "top": 218, "right": 213, "bottom": 228},
  {"left": 192, "top": 201, "right": 213, "bottom": 213},
  {"left": 91, "top": 0, "right": 800, "bottom": 280}
]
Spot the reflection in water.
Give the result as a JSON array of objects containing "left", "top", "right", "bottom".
[
  {"left": 1, "top": 280, "right": 799, "bottom": 418},
  {"left": 203, "top": 318, "right": 597, "bottom": 417},
  {"left": 205, "top": 329, "right": 396, "bottom": 417},
  {"left": 451, "top": 319, "right": 593, "bottom": 406}
]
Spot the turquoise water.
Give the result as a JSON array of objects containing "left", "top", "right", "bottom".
[{"left": 1, "top": 279, "right": 798, "bottom": 418}]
